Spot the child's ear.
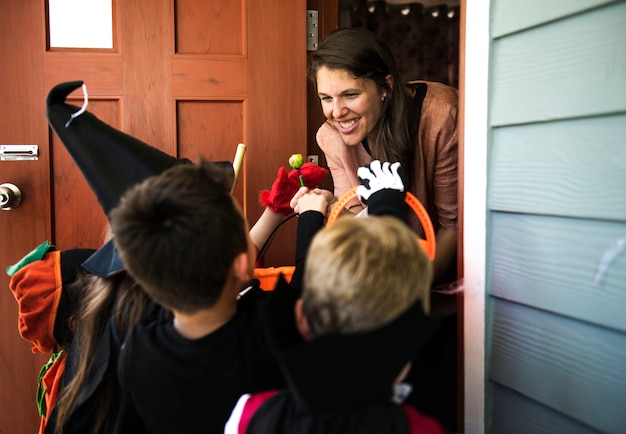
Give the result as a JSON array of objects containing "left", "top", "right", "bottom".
[
  {"left": 232, "top": 252, "right": 251, "bottom": 283},
  {"left": 294, "top": 299, "right": 313, "bottom": 341}
]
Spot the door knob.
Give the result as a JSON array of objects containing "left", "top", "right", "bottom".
[{"left": 0, "top": 183, "right": 22, "bottom": 210}]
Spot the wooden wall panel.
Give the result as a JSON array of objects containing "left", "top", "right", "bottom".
[
  {"left": 490, "top": 2, "right": 626, "bottom": 126},
  {"left": 120, "top": 1, "right": 176, "bottom": 157},
  {"left": 488, "top": 300, "right": 626, "bottom": 433},
  {"left": 491, "top": 0, "right": 615, "bottom": 38},
  {"left": 176, "top": 100, "right": 246, "bottom": 200},
  {"left": 489, "top": 212, "right": 626, "bottom": 331},
  {"left": 489, "top": 115, "right": 626, "bottom": 221},
  {"left": 175, "top": 0, "right": 244, "bottom": 54},
  {"left": 44, "top": 52, "right": 123, "bottom": 96},
  {"left": 489, "top": 384, "right": 602, "bottom": 433},
  {"left": 172, "top": 57, "right": 247, "bottom": 98},
  {"left": 176, "top": 100, "right": 244, "bottom": 162}
]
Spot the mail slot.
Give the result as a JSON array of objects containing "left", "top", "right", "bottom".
[{"left": 0, "top": 145, "right": 38, "bottom": 161}]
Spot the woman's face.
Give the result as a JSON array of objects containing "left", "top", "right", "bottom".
[{"left": 316, "top": 66, "right": 386, "bottom": 146}]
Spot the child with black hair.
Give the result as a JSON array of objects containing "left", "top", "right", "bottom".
[{"left": 109, "top": 160, "right": 290, "bottom": 433}]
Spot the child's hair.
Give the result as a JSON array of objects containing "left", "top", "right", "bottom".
[
  {"left": 302, "top": 216, "right": 432, "bottom": 337},
  {"left": 109, "top": 160, "right": 248, "bottom": 313},
  {"left": 55, "top": 272, "right": 149, "bottom": 434}
]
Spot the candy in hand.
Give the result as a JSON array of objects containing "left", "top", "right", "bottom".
[
  {"left": 289, "top": 153, "right": 305, "bottom": 187},
  {"left": 288, "top": 153, "right": 304, "bottom": 169},
  {"left": 287, "top": 162, "right": 328, "bottom": 189}
]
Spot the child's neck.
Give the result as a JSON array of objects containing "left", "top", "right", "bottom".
[{"left": 172, "top": 302, "right": 237, "bottom": 340}]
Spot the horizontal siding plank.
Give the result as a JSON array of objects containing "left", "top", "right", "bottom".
[
  {"left": 489, "top": 212, "right": 626, "bottom": 331},
  {"left": 489, "top": 115, "right": 626, "bottom": 221},
  {"left": 488, "top": 300, "right": 626, "bottom": 433},
  {"left": 489, "top": 384, "right": 602, "bottom": 434},
  {"left": 491, "top": 2, "right": 626, "bottom": 126},
  {"left": 491, "top": 0, "right": 617, "bottom": 38}
]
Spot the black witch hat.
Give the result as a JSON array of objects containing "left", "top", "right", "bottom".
[
  {"left": 46, "top": 81, "right": 182, "bottom": 216},
  {"left": 45, "top": 81, "right": 198, "bottom": 277}
]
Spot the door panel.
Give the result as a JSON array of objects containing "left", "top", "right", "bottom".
[
  {"left": 0, "top": 1, "right": 305, "bottom": 432},
  {"left": 175, "top": 0, "right": 244, "bottom": 54}
]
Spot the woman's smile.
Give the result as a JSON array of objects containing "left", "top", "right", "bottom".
[{"left": 337, "top": 117, "right": 361, "bottom": 133}]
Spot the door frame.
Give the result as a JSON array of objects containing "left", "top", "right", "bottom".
[{"left": 459, "top": 0, "right": 489, "bottom": 432}]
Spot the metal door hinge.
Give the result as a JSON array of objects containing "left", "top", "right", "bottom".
[{"left": 307, "top": 10, "right": 319, "bottom": 51}]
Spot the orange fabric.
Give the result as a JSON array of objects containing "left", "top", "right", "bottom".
[
  {"left": 253, "top": 266, "right": 295, "bottom": 291},
  {"left": 38, "top": 352, "right": 67, "bottom": 434},
  {"left": 8, "top": 251, "right": 63, "bottom": 353}
]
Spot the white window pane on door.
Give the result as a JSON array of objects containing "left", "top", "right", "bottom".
[{"left": 49, "top": 0, "right": 113, "bottom": 49}]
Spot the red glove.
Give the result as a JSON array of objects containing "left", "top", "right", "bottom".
[
  {"left": 259, "top": 163, "right": 329, "bottom": 215},
  {"left": 288, "top": 162, "right": 329, "bottom": 189}
]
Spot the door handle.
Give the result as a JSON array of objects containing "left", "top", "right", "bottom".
[{"left": 0, "top": 183, "right": 22, "bottom": 210}]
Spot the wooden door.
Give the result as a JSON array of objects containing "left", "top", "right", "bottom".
[{"left": 0, "top": 1, "right": 306, "bottom": 432}]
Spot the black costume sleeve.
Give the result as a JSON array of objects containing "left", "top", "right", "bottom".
[
  {"left": 289, "top": 210, "right": 325, "bottom": 294},
  {"left": 366, "top": 189, "right": 409, "bottom": 225}
]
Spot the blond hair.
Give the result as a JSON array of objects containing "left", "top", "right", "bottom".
[{"left": 302, "top": 216, "right": 432, "bottom": 337}]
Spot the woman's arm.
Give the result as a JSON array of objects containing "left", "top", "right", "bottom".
[{"left": 316, "top": 123, "right": 369, "bottom": 210}]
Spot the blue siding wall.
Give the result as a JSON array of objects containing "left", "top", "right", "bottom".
[{"left": 485, "top": 0, "right": 626, "bottom": 432}]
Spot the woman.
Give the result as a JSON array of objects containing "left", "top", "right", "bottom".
[
  {"left": 308, "top": 27, "right": 458, "bottom": 289},
  {"left": 308, "top": 27, "right": 459, "bottom": 432}
]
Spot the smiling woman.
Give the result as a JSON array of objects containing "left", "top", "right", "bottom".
[
  {"left": 307, "top": 27, "right": 459, "bottom": 432},
  {"left": 308, "top": 27, "right": 458, "bottom": 289}
]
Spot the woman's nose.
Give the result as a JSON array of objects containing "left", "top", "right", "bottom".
[{"left": 331, "top": 100, "right": 347, "bottom": 119}]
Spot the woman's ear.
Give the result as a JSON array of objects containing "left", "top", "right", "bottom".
[
  {"left": 294, "top": 299, "right": 313, "bottom": 341},
  {"left": 385, "top": 73, "right": 394, "bottom": 92}
]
